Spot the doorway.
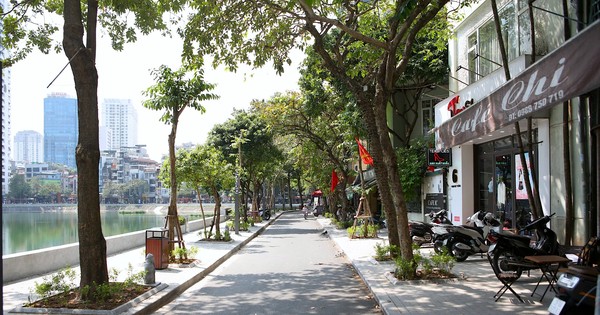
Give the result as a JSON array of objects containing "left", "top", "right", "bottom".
[{"left": 476, "top": 134, "right": 536, "bottom": 230}]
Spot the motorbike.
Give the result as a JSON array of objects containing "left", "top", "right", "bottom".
[
  {"left": 259, "top": 208, "right": 271, "bottom": 221},
  {"left": 487, "top": 213, "right": 560, "bottom": 279},
  {"left": 409, "top": 209, "right": 452, "bottom": 246},
  {"left": 433, "top": 210, "right": 501, "bottom": 262},
  {"left": 550, "top": 265, "right": 598, "bottom": 315}
]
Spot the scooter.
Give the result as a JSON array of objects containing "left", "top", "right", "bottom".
[
  {"left": 433, "top": 210, "right": 501, "bottom": 262},
  {"left": 550, "top": 265, "right": 598, "bottom": 315},
  {"left": 259, "top": 208, "right": 271, "bottom": 221},
  {"left": 409, "top": 210, "right": 452, "bottom": 246},
  {"left": 487, "top": 213, "right": 560, "bottom": 279}
]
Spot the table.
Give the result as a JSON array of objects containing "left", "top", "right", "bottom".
[{"left": 524, "top": 255, "right": 571, "bottom": 301}]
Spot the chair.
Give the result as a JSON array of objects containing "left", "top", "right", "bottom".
[
  {"left": 576, "top": 236, "right": 598, "bottom": 266},
  {"left": 487, "top": 251, "right": 524, "bottom": 303}
]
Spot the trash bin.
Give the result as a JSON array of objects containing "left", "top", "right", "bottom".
[{"left": 145, "top": 228, "right": 169, "bottom": 270}]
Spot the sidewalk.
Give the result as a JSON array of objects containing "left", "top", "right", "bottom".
[
  {"left": 316, "top": 217, "right": 556, "bottom": 315},
  {"left": 3, "top": 212, "right": 556, "bottom": 314}
]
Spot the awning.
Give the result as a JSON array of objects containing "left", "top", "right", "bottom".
[{"left": 434, "top": 20, "right": 600, "bottom": 150}]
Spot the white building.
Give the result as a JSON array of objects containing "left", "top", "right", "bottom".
[
  {"left": 13, "top": 130, "right": 43, "bottom": 163},
  {"left": 101, "top": 98, "right": 138, "bottom": 150},
  {"left": 99, "top": 126, "right": 112, "bottom": 151},
  {"left": 428, "top": 0, "right": 600, "bottom": 244},
  {"left": 1, "top": 0, "right": 12, "bottom": 200}
]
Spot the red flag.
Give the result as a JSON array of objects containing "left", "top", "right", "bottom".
[
  {"left": 330, "top": 169, "right": 339, "bottom": 193},
  {"left": 355, "top": 138, "right": 374, "bottom": 165}
]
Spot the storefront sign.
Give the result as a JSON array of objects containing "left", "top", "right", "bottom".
[
  {"left": 424, "top": 193, "right": 445, "bottom": 212},
  {"left": 434, "top": 21, "right": 600, "bottom": 150},
  {"left": 427, "top": 148, "right": 452, "bottom": 167}
]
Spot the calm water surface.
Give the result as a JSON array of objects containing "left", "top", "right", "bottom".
[
  {"left": 2, "top": 210, "right": 166, "bottom": 255},
  {"left": 2, "top": 204, "right": 223, "bottom": 255}
]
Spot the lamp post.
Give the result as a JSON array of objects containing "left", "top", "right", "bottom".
[{"left": 234, "top": 170, "right": 240, "bottom": 235}]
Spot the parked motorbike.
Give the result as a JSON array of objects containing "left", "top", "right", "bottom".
[
  {"left": 487, "top": 213, "right": 560, "bottom": 279},
  {"left": 433, "top": 210, "right": 501, "bottom": 262},
  {"left": 259, "top": 208, "right": 271, "bottom": 220},
  {"left": 550, "top": 265, "right": 598, "bottom": 315},
  {"left": 409, "top": 209, "right": 451, "bottom": 246}
]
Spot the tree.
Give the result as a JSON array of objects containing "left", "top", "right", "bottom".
[
  {"left": 208, "top": 109, "right": 282, "bottom": 221},
  {"left": 3, "top": 0, "right": 186, "bottom": 299},
  {"left": 181, "top": 0, "right": 463, "bottom": 260},
  {"left": 256, "top": 90, "right": 357, "bottom": 218},
  {"left": 180, "top": 145, "right": 235, "bottom": 239},
  {"left": 8, "top": 174, "right": 31, "bottom": 202},
  {"left": 143, "top": 64, "right": 219, "bottom": 253}
]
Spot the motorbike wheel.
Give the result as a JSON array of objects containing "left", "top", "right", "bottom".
[
  {"left": 263, "top": 213, "right": 271, "bottom": 220},
  {"left": 450, "top": 242, "right": 470, "bottom": 262},
  {"left": 433, "top": 239, "right": 445, "bottom": 254},
  {"left": 492, "top": 248, "right": 523, "bottom": 279}
]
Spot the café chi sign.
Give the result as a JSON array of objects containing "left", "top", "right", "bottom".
[{"left": 434, "top": 21, "right": 600, "bottom": 150}]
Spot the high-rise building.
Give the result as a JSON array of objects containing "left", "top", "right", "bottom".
[
  {"left": 14, "top": 130, "right": 43, "bottom": 163},
  {"left": 1, "top": 0, "right": 12, "bottom": 200},
  {"left": 99, "top": 126, "right": 112, "bottom": 151},
  {"left": 101, "top": 99, "right": 138, "bottom": 150},
  {"left": 44, "top": 93, "right": 78, "bottom": 168}
]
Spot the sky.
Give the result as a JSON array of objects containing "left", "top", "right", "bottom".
[{"left": 9, "top": 32, "right": 303, "bottom": 162}]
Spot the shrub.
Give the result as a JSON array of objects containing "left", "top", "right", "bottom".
[
  {"left": 393, "top": 244, "right": 456, "bottom": 280},
  {"left": 32, "top": 267, "right": 77, "bottom": 299},
  {"left": 347, "top": 223, "right": 378, "bottom": 238}
]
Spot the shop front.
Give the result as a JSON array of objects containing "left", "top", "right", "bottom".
[{"left": 429, "top": 21, "right": 600, "bottom": 237}]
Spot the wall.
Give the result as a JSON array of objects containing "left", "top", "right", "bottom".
[{"left": 2, "top": 215, "right": 226, "bottom": 284}]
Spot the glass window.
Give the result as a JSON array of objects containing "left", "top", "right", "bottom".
[
  {"left": 421, "top": 99, "right": 437, "bottom": 135},
  {"left": 466, "top": 1, "right": 520, "bottom": 81},
  {"left": 468, "top": 34, "right": 478, "bottom": 84}
]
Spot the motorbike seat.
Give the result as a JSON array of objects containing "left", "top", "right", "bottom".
[{"left": 498, "top": 231, "right": 532, "bottom": 242}]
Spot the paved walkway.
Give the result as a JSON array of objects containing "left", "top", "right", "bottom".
[{"left": 3, "top": 211, "right": 556, "bottom": 314}]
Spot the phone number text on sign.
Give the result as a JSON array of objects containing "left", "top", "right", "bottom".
[{"left": 507, "top": 89, "right": 564, "bottom": 122}]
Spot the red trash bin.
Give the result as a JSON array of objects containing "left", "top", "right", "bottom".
[{"left": 145, "top": 228, "right": 169, "bottom": 269}]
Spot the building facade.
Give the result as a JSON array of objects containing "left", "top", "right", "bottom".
[
  {"left": 14, "top": 130, "right": 43, "bottom": 163},
  {"left": 1, "top": 0, "right": 11, "bottom": 201},
  {"left": 101, "top": 98, "right": 138, "bottom": 150},
  {"left": 44, "top": 93, "right": 78, "bottom": 168},
  {"left": 427, "top": 0, "right": 600, "bottom": 245}
]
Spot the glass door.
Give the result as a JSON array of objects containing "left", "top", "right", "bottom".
[{"left": 494, "top": 154, "right": 513, "bottom": 229}]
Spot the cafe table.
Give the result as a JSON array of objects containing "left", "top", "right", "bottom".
[{"left": 524, "top": 255, "right": 571, "bottom": 301}]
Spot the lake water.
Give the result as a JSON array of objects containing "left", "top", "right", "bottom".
[{"left": 1, "top": 204, "right": 224, "bottom": 256}]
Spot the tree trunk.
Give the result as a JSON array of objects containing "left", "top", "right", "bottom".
[
  {"left": 63, "top": 0, "right": 108, "bottom": 296},
  {"left": 197, "top": 188, "right": 208, "bottom": 239},
  {"left": 492, "top": 0, "right": 544, "bottom": 219},
  {"left": 297, "top": 172, "right": 304, "bottom": 207},
  {"left": 562, "top": 0, "right": 574, "bottom": 245},
  {"left": 252, "top": 180, "right": 260, "bottom": 220},
  {"left": 167, "top": 117, "right": 180, "bottom": 253},
  {"left": 287, "top": 172, "right": 293, "bottom": 210},
  {"left": 212, "top": 186, "right": 222, "bottom": 239},
  {"left": 354, "top": 89, "right": 402, "bottom": 257}
]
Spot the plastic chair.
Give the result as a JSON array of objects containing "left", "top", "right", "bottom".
[{"left": 487, "top": 251, "right": 524, "bottom": 303}]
